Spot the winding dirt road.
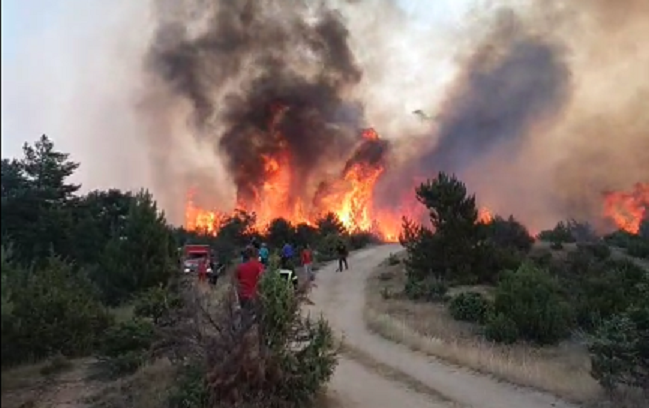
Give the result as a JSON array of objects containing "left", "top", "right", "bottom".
[{"left": 309, "top": 245, "right": 580, "bottom": 408}]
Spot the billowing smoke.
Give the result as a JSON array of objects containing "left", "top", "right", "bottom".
[
  {"left": 375, "top": 1, "right": 649, "bottom": 232},
  {"left": 7, "top": 0, "right": 645, "bottom": 231},
  {"left": 136, "top": 0, "right": 649, "bottom": 231},
  {"left": 143, "top": 0, "right": 380, "bottom": 219}
]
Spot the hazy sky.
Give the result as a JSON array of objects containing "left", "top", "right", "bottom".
[{"left": 1, "top": 0, "right": 473, "bottom": 160}]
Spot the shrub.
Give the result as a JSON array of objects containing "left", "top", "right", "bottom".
[
  {"left": 483, "top": 216, "right": 534, "bottom": 252},
  {"left": 604, "top": 230, "right": 637, "bottom": 249},
  {"left": 404, "top": 277, "right": 448, "bottom": 302},
  {"left": 484, "top": 313, "right": 519, "bottom": 344},
  {"left": 528, "top": 248, "right": 553, "bottom": 268},
  {"left": 449, "top": 292, "right": 491, "bottom": 323},
  {"left": 550, "top": 241, "right": 564, "bottom": 251},
  {"left": 133, "top": 285, "right": 182, "bottom": 324},
  {"left": 167, "top": 361, "right": 209, "bottom": 408},
  {"left": 589, "top": 300, "right": 649, "bottom": 393},
  {"left": 626, "top": 239, "right": 649, "bottom": 259},
  {"left": 2, "top": 255, "right": 113, "bottom": 367},
  {"left": 348, "top": 231, "right": 379, "bottom": 250},
  {"left": 577, "top": 242, "right": 611, "bottom": 261},
  {"left": 98, "top": 318, "right": 156, "bottom": 376},
  {"left": 473, "top": 244, "right": 525, "bottom": 284},
  {"left": 538, "top": 221, "right": 576, "bottom": 244},
  {"left": 491, "top": 263, "right": 573, "bottom": 345},
  {"left": 162, "top": 263, "right": 338, "bottom": 408}
]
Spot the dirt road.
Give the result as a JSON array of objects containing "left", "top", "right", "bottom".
[{"left": 310, "top": 245, "right": 580, "bottom": 408}]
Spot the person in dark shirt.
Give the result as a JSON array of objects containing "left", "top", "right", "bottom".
[{"left": 336, "top": 241, "right": 349, "bottom": 272}]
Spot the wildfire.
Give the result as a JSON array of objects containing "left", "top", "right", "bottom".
[
  {"left": 185, "top": 126, "right": 396, "bottom": 239},
  {"left": 185, "top": 113, "right": 646, "bottom": 240},
  {"left": 478, "top": 207, "right": 494, "bottom": 224},
  {"left": 603, "top": 182, "right": 649, "bottom": 234}
]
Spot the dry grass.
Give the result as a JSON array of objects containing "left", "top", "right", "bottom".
[
  {"left": 1, "top": 357, "right": 102, "bottom": 408},
  {"left": 83, "top": 358, "right": 176, "bottom": 408},
  {"left": 364, "top": 252, "right": 602, "bottom": 405}
]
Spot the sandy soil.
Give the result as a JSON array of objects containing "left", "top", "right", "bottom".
[{"left": 309, "top": 245, "right": 581, "bottom": 408}]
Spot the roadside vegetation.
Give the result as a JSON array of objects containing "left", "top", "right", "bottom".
[
  {"left": 1, "top": 135, "right": 374, "bottom": 408},
  {"left": 365, "top": 171, "right": 648, "bottom": 407}
]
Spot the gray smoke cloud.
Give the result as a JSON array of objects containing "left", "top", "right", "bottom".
[
  {"left": 375, "top": 0, "right": 649, "bottom": 232},
  {"left": 5, "top": 0, "right": 646, "bottom": 231}
]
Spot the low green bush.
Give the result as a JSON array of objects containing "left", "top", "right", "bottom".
[
  {"left": 589, "top": 300, "right": 649, "bottom": 393},
  {"left": 577, "top": 242, "right": 611, "bottom": 261},
  {"left": 448, "top": 292, "right": 490, "bottom": 323},
  {"left": 484, "top": 313, "right": 518, "bottom": 344},
  {"left": 2, "top": 255, "right": 113, "bottom": 367},
  {"left": 491, "top": 263, "right": 573, "bottom": 345},
  {"left": 404, "top": 277, "right": 448, "bottom": 302},
  {"left": 133, "top": 285, "right": 182, "bottom": 324},
  {"left": 98, "top": 318, "right": 156, "bottom": 376},
  {"left": 626, "top": 240, "right": 649, "bottom": 259}
]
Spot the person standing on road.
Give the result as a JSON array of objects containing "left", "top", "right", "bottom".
[
  {"left": 301, "top": 244, "right": 314, "bottom": 282},
  {"left": 281, "top": 242, "right": 294, "bottom": 270},
  {"left": 336, "top": 241, "right": 349, "bottom": 272},
  {"left": 235, "top": 247, "right": 265, "bottom": 312},
  {"left": 259, "top": 243, "right": 270, "bottom": 268},
  {"left": 197, "top": 256, "right": 208, "bottom": 283}
]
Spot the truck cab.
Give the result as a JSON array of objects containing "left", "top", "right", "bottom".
[{"left": 182, "top": 244, "right": 212, "bottom": 274}]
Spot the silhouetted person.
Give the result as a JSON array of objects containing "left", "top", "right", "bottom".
[{"left": 336, "top": 241, "right": 348, "bottom": 272}]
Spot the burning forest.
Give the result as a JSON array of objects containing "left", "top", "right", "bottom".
[{"left": 141, "top": 0, "right": 649, "bottom": 239}]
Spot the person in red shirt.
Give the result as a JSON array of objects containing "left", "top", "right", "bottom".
[
  {"left": 235, "top": 247, "right": 265, "bottom": 311},
  {"left": 197, "top": 257, "right": 208, "bottom": 284},
  {"left": 301, "top": 244, "right": 314, "bottom": 282}
]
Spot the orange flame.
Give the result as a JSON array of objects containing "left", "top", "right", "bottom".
[
  {"left": 478, "top": 207, "right": 494, "bottom": 224},
  {"left": 603, "top": 182, "right": 649, "bottom": 234}
]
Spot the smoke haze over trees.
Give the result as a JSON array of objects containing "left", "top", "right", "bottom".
[{"left": 2, "top": 0, "right": 648, "bottom": 231}]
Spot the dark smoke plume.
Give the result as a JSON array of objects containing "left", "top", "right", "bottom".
[
  {"left": 423, "top": 20, "right": 570, "bottom": 174},
  {"left": 375, "top": 10, "right": 571, "bottom": 213},
  {"left": 146, "top": 0, "right": 371, "bottom": 210}
]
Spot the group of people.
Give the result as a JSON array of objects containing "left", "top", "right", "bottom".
[{"left": 234, "top": 239, "right": 350, "bottom": 311}]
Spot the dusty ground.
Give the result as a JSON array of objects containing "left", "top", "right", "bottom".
[{"left": 308, "top": 244, "right": 582, "bottom": 408}]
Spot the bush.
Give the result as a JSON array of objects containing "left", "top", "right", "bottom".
[
  {"left": 2, "top": 255, "right": 114, "bottom": 367},
  {"left": 589, "top": 300, "right": 649, "bottom": 393},
  {"left": 449, "top": 292, "right": 491, "bottom": 323},
  {"left": 483, "top": 216, "right": 534, "bottom": 252},
  {"left": 348, "top": 231, "right": 379, "bottom": 250},
  {"left": 167, "top": 361, "right": 209, "bottom": 408},
  {"left": 473, "top": 244, "right": 525, "bottom": 284},
  {"left": 162, "top": 263, "right": 338, "bottom": 407},
  {"left": 404, "top": 277, "right": 448, "bottom": 302},
  {"left": 604, "top": 230, "right": 637, "bottom": 249},
  {"left": 133, "top": 285, "right": 183, "bottom": 324},
  {"left": 550, "top": 241, "right": 564, "bottom": 251},
  {"left": 485, "top": 313, "right": 519, "bottom": 344},
  {"left": 626, "top": 240, "right": 649, "bottom": 259},
  {"left": 98, "top": 318, "right": 156, "bottom": 376},
  {"left": 577, "top": 242, "right": 611, "bottom": 261},
  {"left": 491, "top": 263, "right": 573, "bottom": 345},
  {"left": 537, "top": 221, "right": 576, "bottom": 244}
]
